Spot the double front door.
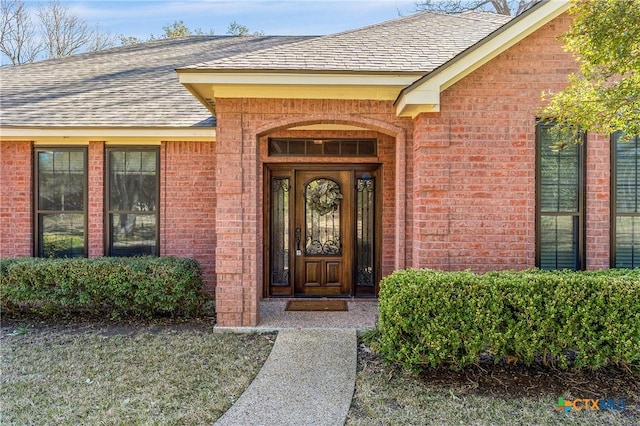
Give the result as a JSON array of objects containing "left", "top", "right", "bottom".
[{"left": 266, "top": 165, "right": 379, "bottom": 297}]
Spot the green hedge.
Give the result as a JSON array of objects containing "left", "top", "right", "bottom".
[
  {"left": 0, "top": 256, "right": 206, "bottom": 318},
  {"left": 376, "top": 269, "right": 640, "bottom": 371}
]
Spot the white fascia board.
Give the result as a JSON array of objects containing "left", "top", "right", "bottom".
[
  {"left": 0, "top": 127, "right": 215, "bottom": 142},
  {"left": 396, "top": 0, "right": 571, "bottom": 117},
  {"left": 178, "top": 72, "right": 421, "bottom": 87},
  {"left": 395, "top": 88, "right": 440, "bottom": 116}
]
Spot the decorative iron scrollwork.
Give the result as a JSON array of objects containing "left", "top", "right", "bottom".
[
  {"left": 305, "top": 178, "right": 342, "bottom": 255},
  {"left": 306, "top": 179, "right": 342, "bottom": 216},
  {"left": 270, "top": 177, "right": 290, "bottom": 286},
  {"left": 305, "top": 237, "right": 340, "bottom": 256},
  {"left": 356, "top": 176, "right": 375, "bottom": 287}
]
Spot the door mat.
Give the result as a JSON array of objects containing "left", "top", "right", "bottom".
[{"left": 285, "top": 300, "right": 348, "bottom": 312}]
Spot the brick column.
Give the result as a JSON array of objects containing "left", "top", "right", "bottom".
[
  {"left": 214, "top": 101, "right": 256, "bottom": 326},
  {"left": 585, "top": 133, "right": 611, "bottom": 269},
  {"left": 87, "top": 141, "right": 104, "bottom": 257},
  {"left": 0, "top": 141, "right": 32, "bottom": 257},
  {"left": 239, "top": 117, "right": 260, "bottom": 326}
]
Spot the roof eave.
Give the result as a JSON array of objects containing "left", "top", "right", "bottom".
[
  {"left": 395, "top": 0, "right": 572, "bottom": 118},
  {"left": 178, "top": 71, "right": 425, "bottom": 105},
  {"left": 0, "top": 126, "right": 216, "bottom": 143}
]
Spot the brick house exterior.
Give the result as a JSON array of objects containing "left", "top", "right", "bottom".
[{"left": 1, "top": 1, "right": 636, "bottom": 326}]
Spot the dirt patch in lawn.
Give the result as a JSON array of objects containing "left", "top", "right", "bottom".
[
  {"left": 350, "top": 343, "right": 639, "bottom": 426},
  {"left": 355, "top": 341, "right": 639, "bottom": 425},
  {"left": 359, "top": 342, "right": 639, "bottom": 402},
  {"left": 0, "top": 314, "right": 216, "bottom": 336},
  {"left": 417, "top": 358, "right": 639, "bottom": 403}
]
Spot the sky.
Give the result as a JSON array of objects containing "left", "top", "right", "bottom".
[{"left": 28, "top": 0, "right": 420, "bottom": 39}]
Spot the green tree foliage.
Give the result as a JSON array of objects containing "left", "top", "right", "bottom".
[
  {"left": 161, "top": 20, "right": 193, "bottom": 38},
  {"left": 226, "top": 20, "right": 264, "bottom": 36},
  {"left": 119, "top": 20, "right": 211, "bottom": 45},
  {"left": 119, "top": 19, "right": 264, "bottom": 46},
  {"left": 540, "top": 0, "right": 640, "bottom": 142}
]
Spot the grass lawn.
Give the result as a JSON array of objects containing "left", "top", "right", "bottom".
[
  {"left": 347, "top": 340, "right": 640, "bottom": 426},
  {"left": 2, "top": 320, "right": 638, "bottom": 425},
  {"left": 0, "top": 319, "right": 274, "bottom": 425}
]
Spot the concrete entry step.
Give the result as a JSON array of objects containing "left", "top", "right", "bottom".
[
  {"left": 258, "top": 300, "right": 378, "bottom": 331},
  {"left": 215, "top": 329, "right": 357, "bottom": 426}
]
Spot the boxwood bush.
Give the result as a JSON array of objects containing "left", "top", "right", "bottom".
[
  {"left": 376, "top": 269, "right": 640, "bottom": 371},
  {"left": 0, "top": 256, "right": 206, "bottom": 318}
]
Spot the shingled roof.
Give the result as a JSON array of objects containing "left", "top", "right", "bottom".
[
  {"left": 0, "top": 35, "right": 312, "bottom": 128},
  {"left": 183, "top": 11, "right": 512, "bottom": 73},
  {"left": 1, "top": 11, "right": 514, "bottom": 129}
]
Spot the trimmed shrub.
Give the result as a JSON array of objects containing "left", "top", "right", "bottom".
[
  {"left": 376, "top": 269, "right": 640, "bottom": 371},
  {"left": 0, "top": 256, "right": 206, "bottom": 318}
]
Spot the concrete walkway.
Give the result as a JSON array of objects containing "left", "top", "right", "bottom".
[{"left": 214, "top": 328, "right": 357, "bottom": 426}]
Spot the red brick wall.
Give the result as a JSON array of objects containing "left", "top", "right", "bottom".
[
  {"left": 411, "top": 14, "right": 610, "bottom": 271},
  {"left": 1, "top": 14, "right": 615, "bottom": 329},
  {"left": 0, "top": 140, "right": 218, "bottom": 293},
  {"left": 0, "top": 141, "right": 32, "bottom": 257},
  {"left": 161, "top": 141, "right": 217, "bottom": 293},
  {"left": 213, "top": 98, "right": 413, "bottom": 326}
]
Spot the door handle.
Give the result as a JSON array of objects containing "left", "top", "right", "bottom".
[{"left": 295, "top": 228, "right": 302, "bottom": 256}]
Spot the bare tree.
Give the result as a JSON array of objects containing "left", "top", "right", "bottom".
[
  {"left": 88, "top": 23, "right": 116, "bottom": 52},
  {"left": 37, "top": 0, "right": 92, "bottom": 58},
  {"left": 2, "top": 0, "right": 115, "bottom": 64},
  {"left": 415, "top": 0, "right": 540, "bottom": 16},
  {"left": 1, "top": 0, "right": 42, "bottom": 64}
]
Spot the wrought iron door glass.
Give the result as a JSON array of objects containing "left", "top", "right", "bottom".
[
  {"left": 356, "top": 177, "right": 375, "bottom": 286},
  {"left": 305, "top": 178, "right": 342, "bottom": 255},
  {"left": 270, "top": 177, "right": 290, "bottom": 285}
]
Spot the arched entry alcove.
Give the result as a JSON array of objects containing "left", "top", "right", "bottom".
[
  {"left": 211, "top": 97, "right": 412, "bottom": 326},
  {"left": 256, "top": 115, "right": 408, "bottom": 299}
]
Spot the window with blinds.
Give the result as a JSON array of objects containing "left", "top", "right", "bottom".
[
  {"left": 612, "top": 133, "right": 640, "bottom": 268},
  {"left": 535, "top": 123, "right": 585, "bottom": 270}
]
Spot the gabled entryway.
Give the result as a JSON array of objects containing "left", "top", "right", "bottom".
[{"left": 265, "top": 164, "right": 380, "bottom": 298}]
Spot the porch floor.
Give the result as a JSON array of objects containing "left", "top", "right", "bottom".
[{"left": 256, "top": 299, "right": 378, "bottom": 330}]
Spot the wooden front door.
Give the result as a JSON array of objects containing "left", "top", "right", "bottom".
[
  {"left": 294, "top": 170, "right": 352, "bottom": 296},
  {"left": 265, "top": 164, "right": 379, "bottom": 298}
]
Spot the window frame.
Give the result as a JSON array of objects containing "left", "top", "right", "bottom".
[
  {"left": 535, "top": 123, "right": 586, "bottom": 270},
  {"left": 33, "top": 146, "right": 88, "bottom": 258},
  {"left": 268, "top": 138, "right": 377, "bottom": 157},
  {"left": 611, "top": 132, "right": 640, "bottom": 268},
  {"left": 104, "top": 146, "right": 160, "bottom": 257}
]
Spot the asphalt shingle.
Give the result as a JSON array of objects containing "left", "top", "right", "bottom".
[
  {"left": 0, "top": 36, "right": 312, "bottom": 128},
  {"left": 185, "top": 11, "right": 512, "bottom": 73},
  {"left": 0, "top": 11, "right": 513, "bottom": 128}
]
